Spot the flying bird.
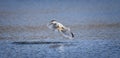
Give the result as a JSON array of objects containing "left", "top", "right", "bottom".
[{"left": 47, "top": 20, "right": 74, "bottom": 39}]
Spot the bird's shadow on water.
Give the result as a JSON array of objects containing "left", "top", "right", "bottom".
[
  {"left": 12, "top": 41, "right": 76, "bottom": 48},
  {"left": 12, "top": 41, "right": 66, "bottom": 45}
]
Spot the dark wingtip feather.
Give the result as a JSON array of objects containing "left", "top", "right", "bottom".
[{"left": 71, "top": 32, "right": 74, "bottom": 38}]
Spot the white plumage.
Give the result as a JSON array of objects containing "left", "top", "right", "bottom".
[{"left": 47, "top": 20, "right": 74, "bottom": 39}]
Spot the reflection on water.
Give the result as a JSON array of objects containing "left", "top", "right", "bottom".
[
  {"left": 0, "top": 39, "right": 120, "bottom": 58},
  {"left": 12, "top": 41, "right": 65, "bottom": 44},
  {"left": 58, "top": 44, "right": 65, "bottom": 58},
  {"left": 0, "top": 0, "right": 120, "bottom": 58}
]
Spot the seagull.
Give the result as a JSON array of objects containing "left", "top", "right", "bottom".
[{"left": 47, "top": 20, "right": 74, "bottom": 39}]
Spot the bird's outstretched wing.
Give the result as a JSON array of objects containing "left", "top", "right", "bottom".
[
  {"left": 47, "top": 23, "right": 57, "bottom": 31},
  {"left": 59, "top": 28, "right": 74, "bottom": 39}
]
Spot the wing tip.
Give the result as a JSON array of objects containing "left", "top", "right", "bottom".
[{"left": 71, "top": 32, "right": 74, "bottom": 38}]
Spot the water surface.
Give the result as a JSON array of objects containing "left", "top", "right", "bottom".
[{"left": 0, "top": 0, "right": 120, "bottom": 58}]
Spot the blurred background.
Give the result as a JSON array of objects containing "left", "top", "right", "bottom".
[
  {"left": 0, "top": 0, "right": 120, "bottom": 58},
  {"left": 0, "top": 0, "right": 120, "bottom": 40}
]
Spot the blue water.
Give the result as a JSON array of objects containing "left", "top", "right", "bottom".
[
  {"left": 0, "top": 0, "right": 120, "bottom": 26},
  {"left": 0, "top": 0, "right": 120, "bottom": 58},
  {"left": 0, "top": 39, "right": 120, "bottom": 58}
]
